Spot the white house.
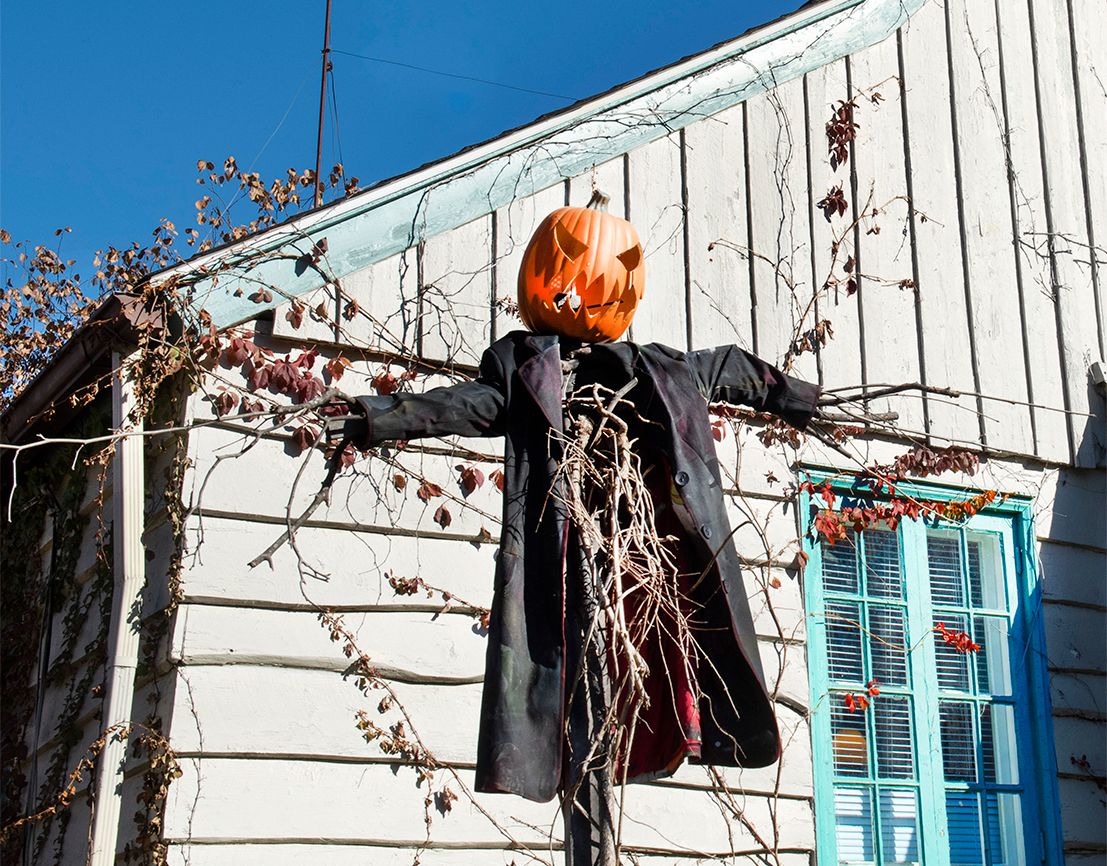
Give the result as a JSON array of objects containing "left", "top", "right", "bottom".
[{"left": 3, "top": 0, "right": 1103, "bottom": 863}]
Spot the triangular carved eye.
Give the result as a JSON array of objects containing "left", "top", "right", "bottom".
[
  {"left": 554, "top": 220, "right": 589, "bottom": 261},
  {"left": 617, "top": 244, "right": 641, "bottom": 271}
]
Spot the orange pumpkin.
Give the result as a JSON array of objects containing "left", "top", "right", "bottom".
[{"left": 517, "top": 190, "right": 645, "bottom": 342}]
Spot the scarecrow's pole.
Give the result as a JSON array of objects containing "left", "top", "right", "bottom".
[
  {"left": 563, "top": 538, "right": 618, "bottom": 866},
  {"left": 561, "top": 353, "right": 618, "bottom": 866}
]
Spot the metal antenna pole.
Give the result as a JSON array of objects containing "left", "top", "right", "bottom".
[{"left": 314, "top": 0, "right": 334, "bottom": 208}]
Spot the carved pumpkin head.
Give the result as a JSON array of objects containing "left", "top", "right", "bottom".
[{"left": 517, "top": 190, "right": 644, "bottom": 342}]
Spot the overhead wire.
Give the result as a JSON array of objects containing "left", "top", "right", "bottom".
[
  {"left": 330, "top": 48, "right": 580, "bottom": 102},
  {"left": 329, "top": 60, "right": 345, "bottom": 167}
]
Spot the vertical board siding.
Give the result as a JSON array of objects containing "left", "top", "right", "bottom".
[
  {"left": 420, "top": 215, "right": 494, "bottom": 368},
  {"left": 625, "top": 134, "right": 689, "bottom": 348},
  {"left": 946, "top": 0, "right": 1037, "bottom": 454},
  {"left": 994, "top": 0, "right": 1072, "bottom": 462},
  {"left": 683, "top": 103, "right": 756, "bottom": 352},
  {"left": 337, "top": 250, "right": 421, "bottom": 355},
  {"left": 1029, "top": 0, "right": 1103, "bottom": 467},
  {"left": 491, "top": 179, "right": 565, "bottom": 340},
  {"left": 848, "top": 36, "right": 926, "bottom": 434},
  {"left": 806, "top": 58, "right": 865, "bottom": 394},
  {"left": 746, "top": 76, "right": 817, "bottom": 380},
  {"left": 898, "top": 0, "right": 981, "bottom": 445},
  {"left": 1069, "top": 0, "right": 1107, "bottom": 362}
]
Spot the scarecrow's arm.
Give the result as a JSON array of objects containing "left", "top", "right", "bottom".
[
  {"left": 328, "top": 349, "right": 507, "bottom": 448},
  {"left": 685, "top": 345, "right": 821, "bottom": 429}
]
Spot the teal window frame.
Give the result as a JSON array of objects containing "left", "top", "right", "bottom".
[{"left": 800, "top": 471, "right": 1063, "bottom": 865}]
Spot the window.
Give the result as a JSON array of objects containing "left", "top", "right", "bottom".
[{"left": 802, "top": 478, "right": 1061, "bottom": 866}]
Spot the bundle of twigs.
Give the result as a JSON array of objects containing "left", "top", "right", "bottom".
[{"left": 555, "top": 376, "right": 705, "bottom": 855}]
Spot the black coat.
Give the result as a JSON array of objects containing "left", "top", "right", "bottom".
[{"left": 353, "top": 331, "right": 819, "bottom": 803}]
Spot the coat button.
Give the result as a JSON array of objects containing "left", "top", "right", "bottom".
[
  {"left": 700, "top": 524, "right": 713, "bottom": 540},
  {"left": 674, "top": 470, "right": 690, "bottom": 486}
]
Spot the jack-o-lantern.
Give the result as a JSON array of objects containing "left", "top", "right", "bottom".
[{"left": 517, "top": 190, "right": 645, "bottom": 342}]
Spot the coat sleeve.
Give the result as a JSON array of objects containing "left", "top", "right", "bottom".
[
  {"left": 684, "top": 344, "right": 820, "bottom": 429},
  {"left": 349, "top": 347, "right": 507, "bottom": 448}
]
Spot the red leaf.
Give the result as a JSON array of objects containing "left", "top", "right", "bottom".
[
  {"left": 295, "top": 373, "right": 326, "bottom": 403},
  {"left": 212, "top": 389, "right": 239, "bottom": 417},
  {"left": 392, "top": 473, "right": 408, "bottom": 492},
  {"left": 489, "top": 468, "right": 505, "bottom": 491},
  {"left": 416, "top": 481, "right": 442, "bottom": 502},
  {"left": 324, "top": 355, "right": 350, "bottom": 381},
  {"left": 457, "top": 464, "right": 485, "bottom": 497},
  {"left": 292, "top": 424, "right": 319, "bottom": 454},
  {"left": 286, "top": 300, "right": 305, "bottom": 330},
  {"left": 372, "top": 370, "right": 399, "bottom": 396},
  {"left": 433, "top": 505, "right": 452, "bottom": 528}
]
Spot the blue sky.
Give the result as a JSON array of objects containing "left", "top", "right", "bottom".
[{"left": 2, "top": 1, "right": 800, "bottom": 277}]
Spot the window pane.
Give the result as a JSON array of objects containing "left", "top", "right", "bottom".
[
  {"left": 974, "top": 615, "right": 1012, "bottom": 696},
  {"left": 986, "top": 792, "right": 1026, "bottom": 866},
  {"left": 934, "top": 613, "right": 972, "bottom": 692},
  {"left": 827, "top": 601, "right": 865, "bottom": 683},
  {"left": 927, "top": 532, "right": 964, "bottom": 605},
  {"left": 939, "top": 701, "right": 977, "bottom": 781},
  {"left": 834, "top": 786, "right": 875, "bottom": 864},
  {"left": 874, "top": 696, "right": 914, "bottom": 779},
  {"left": 825, "top": 532, "right": 860, "bottom": 595},
  {"left": 832, "top": 703, "right": 869, "bottom": 777},
  {"left": 982, "top": 703, "right": 1019, "bottom": 785},
  {"left": 966, "top": 533, "right": 1006, "bottom": 611},
  {"left": 865, "top": 529, "right": 903, "bottom": 599},
  {"left": 947, "top": 792, "right": 984, "bottom": 865},
  {"left": 879, "top": 788, "right": 920, "bottom": 865},
  {"left": 869, "top": 604, "right": 909, "bottom": 687}
]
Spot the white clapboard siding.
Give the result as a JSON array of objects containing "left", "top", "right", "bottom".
[
  {"left": 1029, "top": 0, "right": 1102, "bottom": 467},
  {"left": 161, "top": 758, "right": 812, "bottom": 853},
  {"left": 1036, "top": 467, "right": 1107, "bottom": 550},
  {"left": 1043, "top": 603, "right": 1106, "bottom": 675},
  {"left": 806, "top": 57, "right": 863, "bottom": 395},
  {"left": 1049, "top": 670, "right": 1107, "bottom": 719},
  {"left": 898, "top": 0, "right": 980, "bottom": 444},
  {"left": 165, "top": 664, "right": 814, "bottom": 798},
  {"left": 626, "top": 134, "right": 688, "bottom": 349},
  {"left": 171, "top": 604, "right": 489, "bottom": 679},
  {"left": 683, "top": 102, "right": 755, "bottom": 352},
  {"left": 1038, "top": 541, "right": 1107, "bottom": 609},
  {"left": 179, "top": 515, "right": 497, "bottom": 610},
  {"left": 945, "top": 0, "right": 1035, "bottom": 454},
  {"left": 185, "top": 425, "right": 503, "bottom": 539},
  {"left": 165, "top": 845, "right": 815, "bottom": 866},
  {"left": 849, "top": 37, "right": 925, "bottom": 435},
  {"left": 745, "top": 77, "right": 814, "bottom": 378},
  {"left": 993, "top": 0, "right": 1071, "bottom": 462},
  {"left": 420, "top": 215, "right": 494, "bottom": 368},
  {"left": 1058, "top": 776, "right": 1107, "bottom": 850}
]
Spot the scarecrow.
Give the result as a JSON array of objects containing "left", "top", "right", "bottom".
[{"left": 330, "top": 191, "right": 835, "bottom": 864}]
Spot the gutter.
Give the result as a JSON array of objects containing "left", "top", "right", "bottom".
[{"left": 88, "top": 350, "right": 146, "bottom": 866}]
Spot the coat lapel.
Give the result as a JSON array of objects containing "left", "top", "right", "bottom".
[{"left": 516, "top": 333, "right": 564, "bottom": 432}]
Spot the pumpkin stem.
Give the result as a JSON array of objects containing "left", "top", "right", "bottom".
[{"left": 586, "top": 189, "right": 610, "bottom": 212}]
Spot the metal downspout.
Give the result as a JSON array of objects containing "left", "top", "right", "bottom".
[{"left": 88, "top": 351, "right": 145, "bottom": 866}]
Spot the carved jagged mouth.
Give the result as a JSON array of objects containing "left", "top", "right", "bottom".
[{"left": 553, "top": 287, "right": 582, "bottom": 312}]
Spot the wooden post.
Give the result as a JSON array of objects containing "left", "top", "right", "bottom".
[
  {"left": 562, "top": 533, "right": 617, "bottom": 866},
  {"left": 561, "top": 350, "right": 618, "bottom": 866}
]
